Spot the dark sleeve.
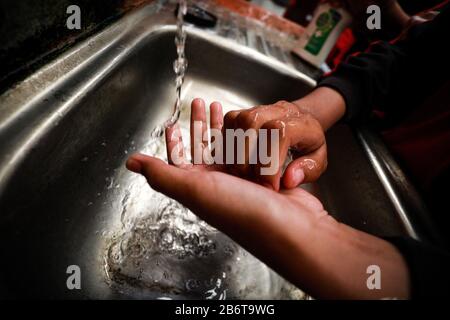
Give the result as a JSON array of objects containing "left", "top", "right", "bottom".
[
  {"left": 386, "top": 237, "right": 450, "bottom": 298},
  {"left": 398, "top": 0, "right": 445, "bottom": 15},
  {"left": 317, "top": 3, "right": 450, "bottom": 124}
]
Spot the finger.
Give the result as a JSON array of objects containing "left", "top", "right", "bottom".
[
  {"left": 282, "top": 143, "right": 328, "bottom": 189},
  {"left": 191, "top": 98, "right": 208, "bottom": 164},
  {"left": 210, "top": 102, "right": 223, "bottom": 160},
  {"left": 223, "top": 109, "right": 240, "bottom": 130},
  {"left": 126, "top": 153, "right": 194, "bottom": 204},
  {"left": 229, "top": 102, "right": 299, "bottom": 177},
  {"left": 233, "top": 109, "right": 260, "bottom": 177},
  {"left": 254, "top": 119, "right": 291, "bottom": 191},
  {"left": 165, "top": 123, "right": 188, "bottom": 167},
  {"left": 222, "top": 110, "right": 240, "bottom": 174},
  {"left": 255, "top": 115, "right": 326, "bottom": 190},
  {"left": 210, "top": 101, "right": 223, "bottom": 131}
]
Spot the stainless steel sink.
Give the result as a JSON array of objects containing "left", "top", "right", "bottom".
[{"left": 0, "top": 2, "right": 425, "bottom": 299}]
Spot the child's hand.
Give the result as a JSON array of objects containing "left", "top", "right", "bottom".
[{"left": 223, "top": 100, "right": 327, "bottom": 191}]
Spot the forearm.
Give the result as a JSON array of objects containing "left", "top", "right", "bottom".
[
  {"left": 237, "top": 201, "right": 410, "bottom": 299},
  {"left": 291, "top": 87, "right": 346, "bottom": 131},
  {"left": 293, "top": 217, "right": 411, "bottom": 299}
]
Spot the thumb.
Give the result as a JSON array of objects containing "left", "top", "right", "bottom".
[
  {"left": 282, "top": 158, "right": 306, "bottom": 189},
  {"left": 126, "top": 153, "right": 192, "bottom": 203},
  {"left": 282, "top": 144, "right": 327, "bottom": 189}
]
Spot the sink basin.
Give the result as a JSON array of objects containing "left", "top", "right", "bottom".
[{"left": 0, "top": 3, "right": 419, "bottom": 299}]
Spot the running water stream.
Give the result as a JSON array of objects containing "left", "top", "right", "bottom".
[{"left": 151, "top": 0, "right": 188, "bottom": 138}]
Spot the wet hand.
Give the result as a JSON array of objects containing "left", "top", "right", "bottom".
[{"left": 223, "top": 100, "right": 327, "bottom": 191}]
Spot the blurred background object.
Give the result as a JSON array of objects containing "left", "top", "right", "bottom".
[{"left": 251, "top": 0, "right": 287, "bottom": 16}]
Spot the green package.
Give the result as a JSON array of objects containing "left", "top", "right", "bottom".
[{"left": 305, "top": 8, "right": 343, "bottom": 56}]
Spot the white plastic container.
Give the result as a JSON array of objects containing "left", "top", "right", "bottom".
[{"left": 293, "top": 3, "right": 352, "bottom": 68}]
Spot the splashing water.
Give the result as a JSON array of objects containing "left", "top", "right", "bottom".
[{"left": 151, "top": 0, "right": 188, "bottom": 138}]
